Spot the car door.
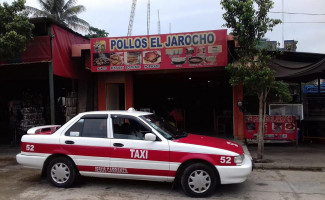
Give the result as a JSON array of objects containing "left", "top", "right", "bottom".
[
  {"left": 109, "top": 114, "right": 171, "bottom": 181},
  {"left": 60, "top": 114, "right": 111, "bottom": 175}
]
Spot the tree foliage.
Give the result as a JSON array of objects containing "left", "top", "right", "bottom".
[
  {"left": 27, "top": 0, "right": 89, "bottom": 31},
  {"left": 85, "top": 26, "right": 109, "bottom": 39},
  {"left": 221, "top": 0, "right": 281, "bottom": 59},
  {"left": 221, "top": 0, "right": 291, "bottom": 160},
  {"left": 0, "top": 0, "right": 34, "bottom": 59}
]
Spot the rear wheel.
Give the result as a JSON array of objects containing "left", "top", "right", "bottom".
[
  {"left": 47, "top": 157, "right": 78, "bottom": 188},
  {"left": 181, "top": 163, "right": 217, "bottom": 197}
]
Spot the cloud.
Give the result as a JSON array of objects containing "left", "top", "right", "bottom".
[{"left": 2, "top": 0, "right": 325, "bottom": 53}]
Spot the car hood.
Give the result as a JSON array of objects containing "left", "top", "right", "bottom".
[{"left": 173, "top": 134, "right": 244, "bottom": 155}]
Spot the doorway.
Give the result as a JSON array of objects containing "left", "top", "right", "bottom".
[
  {"left": 106, "top": 83, "right": 125, "bottom": 110},
  {"left": 133, "top": 69, "right": 233, "bottom": 138}
]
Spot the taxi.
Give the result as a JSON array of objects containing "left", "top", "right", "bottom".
[{"left": 17, "top": 109, "right": 252, "bottom": 197}]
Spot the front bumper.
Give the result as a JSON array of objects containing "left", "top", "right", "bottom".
[{"left": 216, "top": 154, "right": 252, "bottom": 184}]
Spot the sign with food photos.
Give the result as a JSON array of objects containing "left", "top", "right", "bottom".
[
  {"left": 244, "top": 115, "right": 297, "bottom": 140},
  {"left": 90, "top": 30, "right": 227, "bottom": 72}
]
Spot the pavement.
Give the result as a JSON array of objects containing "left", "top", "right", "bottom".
[
  {"left": 244, "top": 141, "right": 325, "bottom": 171},
  {"left": 2, "top": 160, "right": 325, "bottom": 199},
  {"left": 1, "top": 140, "right": 325, "bottom": 171}
]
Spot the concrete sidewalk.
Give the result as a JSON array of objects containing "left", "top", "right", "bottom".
[{"left": 246, "top": 142, "right": 325, "bottom": 171}]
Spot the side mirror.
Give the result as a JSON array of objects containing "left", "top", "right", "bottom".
[{"left": 145, "top": 133, "right": 156, "bottom": 141}]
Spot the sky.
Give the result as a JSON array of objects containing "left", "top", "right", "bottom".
[{"left": 2, "top": 0, "right": 325, "bottom": 53}]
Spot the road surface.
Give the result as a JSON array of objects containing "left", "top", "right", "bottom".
[{"left": 1, "top": 159, "right": 324, "bottom": 200}]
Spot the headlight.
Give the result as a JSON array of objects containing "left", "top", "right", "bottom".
[{"left": 234, "top": 154, "right": 245, "bottom": 165}]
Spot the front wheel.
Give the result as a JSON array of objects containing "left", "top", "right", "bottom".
[
  {"left": 181, "top": 163, "right": 217, "bottom": 197},
  {"left": 47, "top": 157, "right": 78, "bottom": 188}
]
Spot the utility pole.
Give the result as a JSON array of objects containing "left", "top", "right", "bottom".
[{"left": 282, "top": 0, "right": 285, "bottom": 49}]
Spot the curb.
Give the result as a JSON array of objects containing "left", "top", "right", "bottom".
[{"left": 253, "top": 163, "right": 325, "bottom": 171}]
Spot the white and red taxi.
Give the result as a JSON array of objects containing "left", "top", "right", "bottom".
[{"left": 17, "top": 109, "right": 252, "bottom": 197}]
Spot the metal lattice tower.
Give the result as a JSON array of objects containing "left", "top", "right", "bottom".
[
  {"left": 127, "top": 0, "right": 137, "bottom": 36},
  {"left": 157, "top": 9, "right": 161, "bottom": 34},
  {"left": 147, "top": 0, "right": 150, "bottom": 35}
]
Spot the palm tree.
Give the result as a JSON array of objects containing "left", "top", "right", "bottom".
[{"left": 27, "top": 0, "right": 89, "bottom": 31}]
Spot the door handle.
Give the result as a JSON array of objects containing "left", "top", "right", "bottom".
[
  {"left": 113, "top": 143, "right": 124, "bottom": 147},
  {"left": 65, "top": 140, "right": 75, "bottom": 144}
]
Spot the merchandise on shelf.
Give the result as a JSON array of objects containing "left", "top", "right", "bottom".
[
  {"left": 20, "top": 107, "right": 45, "bottom": 132},
  {"left": 65, "top": 91, "right": 77, "bottom": 122}
]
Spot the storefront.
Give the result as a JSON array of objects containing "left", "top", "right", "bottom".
[
  {"left": 0, "top": 18, "right": 91, "bottom": 145},
  {"left": 270, "top": 52, "right": 325, "bottom": 143},
  {"left": 0, "top": 65, "right": 78, "bottom": 144},
  {"left": 239, "top": 51, "right": 325, "bottom": 143},
  {"left": 91, "top": 30, "right": 242, "bottom": 138}
]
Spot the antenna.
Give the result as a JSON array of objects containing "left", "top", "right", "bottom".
[
  {"left": 147, "top": 0, "right": 150, "bottom": 35},
  {"left": 158, "top": 9, "right": 161, "bottom": 34},
  {"left": 282, "top": 0, "right": 285, "bottom": 48},
  {"left": 127, "top": 0, "right": 137, "bottom": 36}
]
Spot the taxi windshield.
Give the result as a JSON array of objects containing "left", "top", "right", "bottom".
[{"left": 140, "top": 114, "right": 187, "bottom": 140}]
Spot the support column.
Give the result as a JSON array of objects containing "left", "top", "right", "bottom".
[
  {"left": 49, "top": 62, "right": 55, "bottom": 124},
  {"left": 97, "top": 76, "right": 106, "bottom": 111},
  {"left": 233, "top": 84, "right": 244, "bottom": 139},
  {"left": 125, "top": 73, "right": 134, "bottom": 109},
  {"left": 48, "top": 26, "right": 55, "bottom": 124}
]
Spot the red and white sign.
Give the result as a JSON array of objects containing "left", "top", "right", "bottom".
[
  {"left": 244, "top": 115, "right": 297, "bottom": 140},
  {"left": 90, "top": 30, "right": 227, "bottom": 72}
]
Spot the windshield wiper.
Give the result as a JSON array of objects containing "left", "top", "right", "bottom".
[{"left": 172, "top": 132, "right": 188, "bottom": 139}]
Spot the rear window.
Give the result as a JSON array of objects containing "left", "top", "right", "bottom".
[{"left": 65, "top": 118, "right": 107, "bottom": 138}]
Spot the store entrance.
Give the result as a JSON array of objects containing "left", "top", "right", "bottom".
[
  {"left": 134, "top": 69, "right": 233, "bottom": 138},
  {"left": 106, "top": 83, "right": 125, "bottom": 110}
]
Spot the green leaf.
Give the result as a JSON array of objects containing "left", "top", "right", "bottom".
[{"left": 0, "top": 0, "right": 34, "bottom": 59}]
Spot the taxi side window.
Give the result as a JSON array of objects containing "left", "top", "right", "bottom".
[
  {"left": 83, "top": 119, "right": 107, "bottom": 138},
  {"left": 65, "top": 119, "right": 84, "bottom": 137},
  {"left": 65, "top": 118, "right": 107, "bottom": 138},
  {"left": 112, "top": 116, "right": 150, "bottom": 140}
]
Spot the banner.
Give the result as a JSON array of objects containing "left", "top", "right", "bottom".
[
  {"left": 90, "top": 30, "right": 227, "bottom": 72},
  {"left": 244, "top": 115, "right": 297, "bottom": 140}
]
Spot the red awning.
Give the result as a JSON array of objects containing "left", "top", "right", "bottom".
[
  {"left": 51, "top": 24, "right": 89, "bottom": 79},
  {"left": 1, "top": 22, "right": 90, "bottom": 79},
  {"left": 0, "top": 36, "right": 51, "bottom": 65}
]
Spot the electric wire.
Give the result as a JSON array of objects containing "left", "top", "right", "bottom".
[
  {"left": 283, "top": 22, "right": 325, "bottom": 23},
  {"left": 270, "top": 11, "right": 325, "bottom": 16}
]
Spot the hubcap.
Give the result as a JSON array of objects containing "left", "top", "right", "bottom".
[
  {"left": 51, "top": 163, "right": 70, "bottom": 184},
  {"left": 188, "top": 170, "right": 211, "bottom": 193}
]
